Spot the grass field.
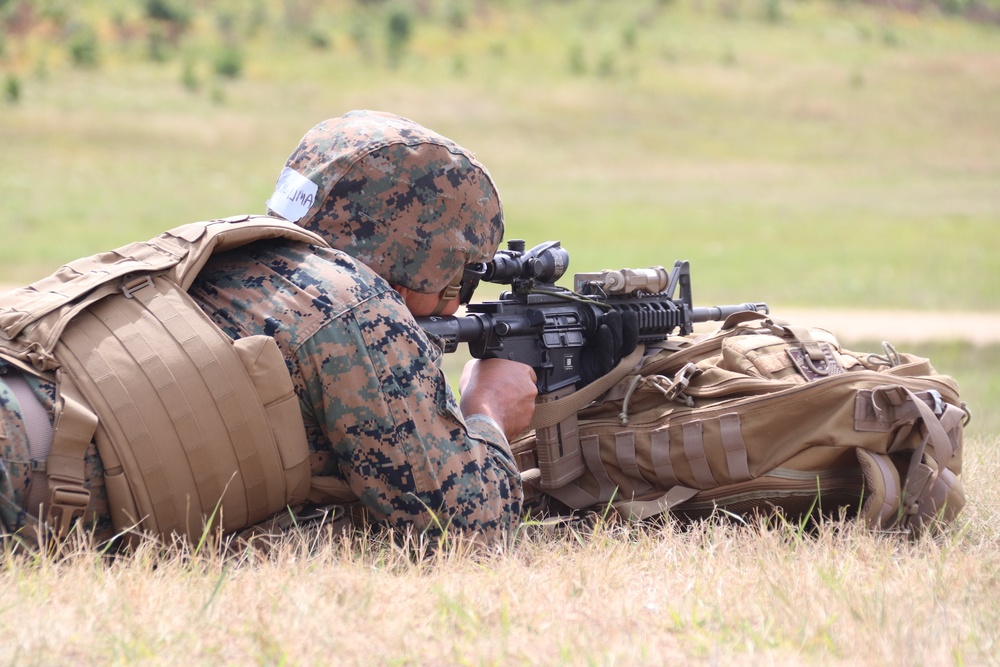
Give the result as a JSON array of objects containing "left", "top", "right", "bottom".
[
  {"left": 2, "top": 0, "right": 999, "bottom": 308},
  {"left": 2, "top": 435, "right": 998, "bottom": 666},
  {"left": 1, "top": 0, "right": 999, "bottom": 664}
]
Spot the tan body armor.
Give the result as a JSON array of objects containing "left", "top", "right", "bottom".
[{"left": 0, "top": 215, "right": 325, "bottom": 544}]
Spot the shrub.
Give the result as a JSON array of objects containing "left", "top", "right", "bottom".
[
  {"left": 568, "top": 43, "right": 586, "bottom": 75},
  {"left": 144, "top": 0, "right": 192, "bottom": 29},
  {"left": 447, "top": 0, "right": 469, "bottom": 31},
  {"left": 148, "top": 26, "right": 171, "bottom": 62},
  {"left": 386, "top": 5, "right": 413, "bottom": 67},
  {"left": 4, "top": 73, "right": 20, "bottom": 104},
  {"left": 68, "top": 24, "right": 100, "bottom": 68},
  {"left": 762, "top": 0, "right": 783, "bottom": 23},
  {"left": 181, "top": 59, "right": 199, "bottom": 91},
  {"left": 308, "top": 29, "right": 331, "bottom": 50},
  {"left": 596, "top": 51, "right": 616, "bottom": 77},
  {"left": 622, "top": 24, "right": 638, "bottom": 50},
  {"left": 213, "top": 45, "right": 243, "bottom": 79}
]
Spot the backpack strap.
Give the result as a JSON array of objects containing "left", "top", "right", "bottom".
[
  {"left": 529, "top": 345, "right": 645, "bottom": 430},
  {"left": 894, "top": 387, "right": 965, "bottom": 531},
  {"left": 40, "top": 370, "right": 98, "bottom": 538}
]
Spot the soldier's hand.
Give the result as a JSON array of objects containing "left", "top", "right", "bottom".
[
  {"left": 459, "top": 358, "right": 538, "bottom": 440},
  {"left": 579, "top": 309, "right": 640, "bottom": 386}
]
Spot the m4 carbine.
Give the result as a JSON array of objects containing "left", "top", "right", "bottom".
[{"left": 417, "top": 239, "right": 768, "bottom": 395}]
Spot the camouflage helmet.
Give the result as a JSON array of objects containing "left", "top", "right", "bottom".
[{"left": 266, "top": 110, "right": 504, "bottom": 294}]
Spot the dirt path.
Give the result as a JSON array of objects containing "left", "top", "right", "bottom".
[{"left": 707, "top": 309, "right": 1000, "bottom": 346}]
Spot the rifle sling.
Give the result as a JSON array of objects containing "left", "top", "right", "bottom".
[{"left": 530, "top": 345, "right": 645, "bottom": 431}]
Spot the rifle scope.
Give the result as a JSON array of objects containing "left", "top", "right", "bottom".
[{"left": 473, "top": 240, "right": 570, "bottom": 287}]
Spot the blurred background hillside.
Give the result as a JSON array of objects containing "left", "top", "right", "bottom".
[{"left": 1, "top": 0, "right": 998, "bottom": 312}]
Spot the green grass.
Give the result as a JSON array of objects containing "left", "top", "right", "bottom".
[{"left": 1, "top": 0, "right": 998, "bottom": 309}]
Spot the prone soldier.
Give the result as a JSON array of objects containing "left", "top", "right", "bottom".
[{"left": 0, "top": 110, "right": 597, "bottom": 547}]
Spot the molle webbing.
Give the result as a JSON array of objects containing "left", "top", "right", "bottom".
[
  {"left": 57, "top": 276, "right": 299, "bottom": 537},
  {"left": 512, "top": 315, "right": 967, "bottom": 536},
  {"left": 0, "top": 216, "right": 324, "bottom": 542}
]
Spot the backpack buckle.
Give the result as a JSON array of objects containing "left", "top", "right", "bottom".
[
  {"left": 45, "top": 480, "right": 91, "bottom": 538},
  {"left": 649, "top": 363, "right": 700, "bottom": 408},
  {"left": 121, "top": 275, "right": 154, "bottom": 299}
]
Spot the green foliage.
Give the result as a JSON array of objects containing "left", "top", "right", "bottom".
[
  {"left": 622, "top": 24, "right": 638, "bottom": 50},
  {"left": 38, "top": 0, "right": 70, "bottom": 26},
  {"left": 3, "top": 73, "right": 19, "bottom": 104},
  {"left": 67, "top": 23, "right": 100, "bottom": 68},
  {"left": 447, "top": 0, "right": 469, "bottom": 31},
  {"left": 595, "top": 51, "right": 617, "bottom": 78},
  {"left": 386, "top": 5, "right": 414, "bottom": 68},
  {"left": 147, "top": 26, "right": 171, "bottom": 62},
  {"left": 144, "top": 0, "right": 191, "bottom": 28},
  {"left": 940, "top": 0, "right": 972, "bottom": 13},
  {"left": 180, "top": 58, "right": 199, "bottom": 91},
  {"left": 212, "top": 45, "right": 242, "bottom": 79},
  {"left": 881, "top": 26, "right": 900, "bottom": 46},
  {"left": 762, "top": 0, "right": 784, "bottom": 23},
  {"left": 308, "top": 29, "right": 331, "bottom": 50},
  {"left": 568, "top": 43, "right": 586, "bottom": 75},
  {"left": 214, "top": 9, "right": 238, "bottom": 41}
]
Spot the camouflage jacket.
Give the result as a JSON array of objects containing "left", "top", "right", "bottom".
[{"left": 0, "top": 240, "right": 522, "bottom": 543}]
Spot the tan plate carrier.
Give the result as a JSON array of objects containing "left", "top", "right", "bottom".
[{"left": 0, "top": 215, "right": 325, "bottom": 544}]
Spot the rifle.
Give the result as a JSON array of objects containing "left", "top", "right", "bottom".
[{"left": 417, "top": 239, "right": 768, "bottom": 395}]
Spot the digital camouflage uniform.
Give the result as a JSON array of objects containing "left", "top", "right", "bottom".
[
  {"left": 188, "top": 242, "right": 521, "bottom": 540},
  {"left": 0, "top": 368, "right": 112, "bottom": 539},
  {"left": 0, "top": 241, "right": 521, "bottom": 542},
  {"left": 0, "top": 109, "right": 521, "bottom": 543}
]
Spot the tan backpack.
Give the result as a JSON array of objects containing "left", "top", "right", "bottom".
[
  {"left": 0, "top": 215, "right": 325, "bottom": 545},
  {"left": 512, "top": 313, "right": 968, "bottom": 536}
]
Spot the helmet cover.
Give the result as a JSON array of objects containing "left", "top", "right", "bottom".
[{"left": 266, "top": 110, "right": 504, "bottom": 294}]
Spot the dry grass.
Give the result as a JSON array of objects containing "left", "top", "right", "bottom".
[{"left": 2, "top": 434, "right": 996, "bottom": 666}]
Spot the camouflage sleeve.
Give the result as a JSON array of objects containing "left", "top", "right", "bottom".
[
  {"left": 298, "top": 286, "right": 523, "bottom": 542},
  {"left": 0, "top": 370, "right": 111, "bottom": 539},
  {"left": 189, "top": 243, "right": 522, "bottom": 543},
  {"left": 0, "top": 375, "right": 30, "bottom": 534}
]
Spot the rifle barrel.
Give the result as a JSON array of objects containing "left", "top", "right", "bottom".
[{"left": 691, "top": 302, "right": 769, "bottom": 322}]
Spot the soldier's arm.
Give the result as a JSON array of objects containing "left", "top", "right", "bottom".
[{"left": 298, "top": 287, "right": 524, "bottom": 542}]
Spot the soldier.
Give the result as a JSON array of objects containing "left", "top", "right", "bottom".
[{"left": 0, "top": 110, "right": 538, "bottom": 546}]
